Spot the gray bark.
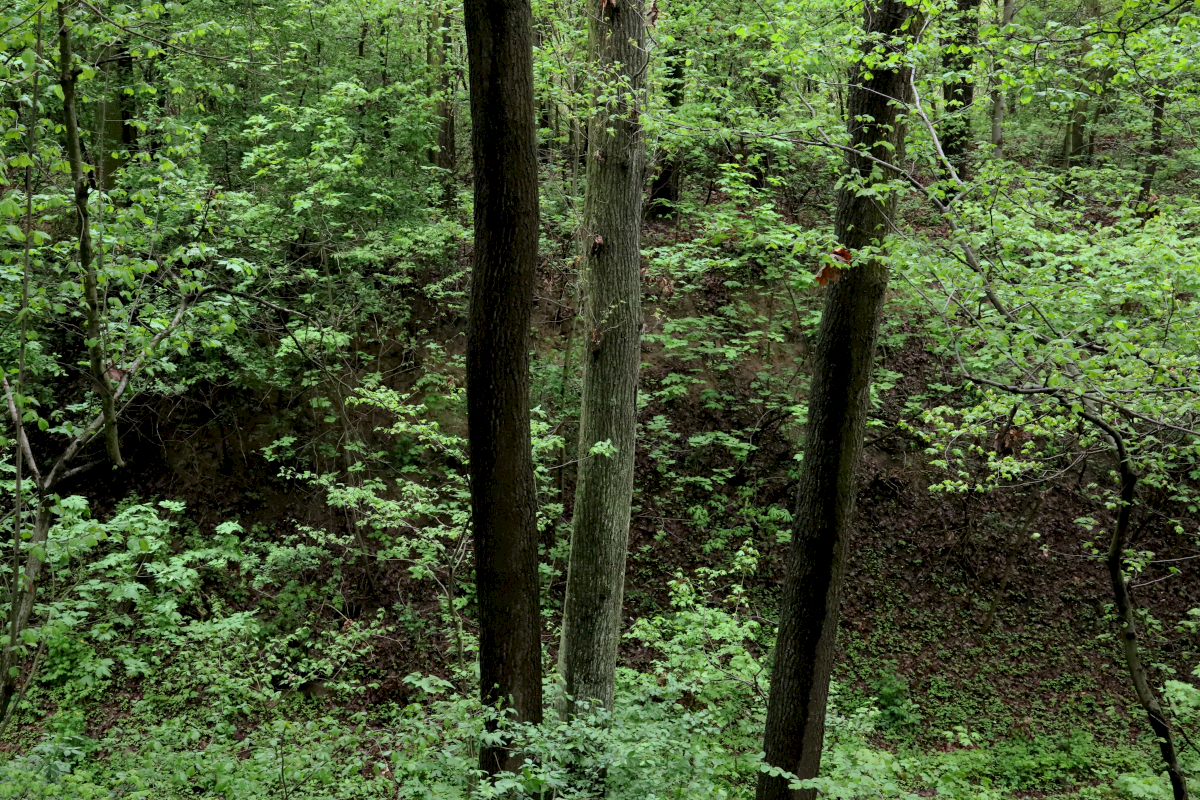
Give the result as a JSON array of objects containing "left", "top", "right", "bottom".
[{"left": 557, "top": 0, "right": 645, "bottom": 716}]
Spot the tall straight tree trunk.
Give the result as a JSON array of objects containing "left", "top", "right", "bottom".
[
  {"left": 557, "top": 0, "right": 645, "bottom": 717},
  {"left": 989, "top": 0, "right": 1015, "bottom": 155},
  {"left": 1062, "top": 94, "right": 1090, "bottom": 166},
  {"left": 756, "top": 2, "right": 914, "bottom": 798},
  {"left": 941, "top": 0, "right": 981, "bottom": 174},
  {"left": 462, "top": 0, "right": 544, "bottom": 774}
]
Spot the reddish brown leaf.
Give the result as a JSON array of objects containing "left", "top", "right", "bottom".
[
  {"left": 814, "top": 263, "right": 842, "bottom": 287},
  {"left": 815, "top": 248, "right": 851, "bottom": 286}
]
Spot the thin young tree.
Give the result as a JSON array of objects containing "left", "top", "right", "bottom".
[
  {"left": 647, "top": 47, "right": 684, "bottom": 219},
  {"left": 1136, "top": 86, "right": 1169, "bottom": 208},
  {"left": 3, "top": 8, "right": 218, "bottom": 716},
  {"left": 462, "top": 0, "right": 545, "bottom": 774},
  {"left": 61, "top": 5, "right": 123, "bottom": 469},
  {"left": 429, "top": 1, "right": 457, "bottom": 206},
  {"left": 1093, "top": 418, "right": 1188, "bottom": 800},
  {"left": 941, "top": 0, "right": 981, "bottom": 174},
  {"left": 557, "top": 0, "right": 646, "bottom": 717},
  {"left": 757, "top": 1, "right": 915, "bottom": 797},
  {"left": 988, "top": 0, "right": 1016, "bottom": 155}
]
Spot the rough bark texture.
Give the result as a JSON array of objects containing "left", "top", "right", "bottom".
[
  {"left": 756, "top": 2, "right": 914, "bottom": 798},
  {"left": 989, "top": 0, "right": 1015, "bottom": 155},
  {"left": 1095, "top": 418, "right": 1189, "bottom": 800},
  {"left": 557, "top": 0, "right": 645, "bottom": 717},
  {"left": 462, "top": 0, "right": 544, "bottom": 774},
  {"left": 941, "top": 0, "right": 981, "bottom": 174}
]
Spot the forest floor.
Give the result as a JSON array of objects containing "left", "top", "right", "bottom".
[{"left": 6, "top": 211, "right": 1199, "bottom": 798}]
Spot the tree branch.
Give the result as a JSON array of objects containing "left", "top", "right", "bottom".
[{"left": 1, "top": 377, "right": 41, "bottom": 489}]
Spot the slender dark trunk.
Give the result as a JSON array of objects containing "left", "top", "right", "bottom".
[
  {"left": 757, "top": 3, "right": 914, "bottom": 799},
  {"left": 558, "top": 0, "right": 645, "bottom": 717},
  {"left": 989, "top": 0, "right": 1015, "bottom": 155},
  {"left": 463, "top": 0, "right": 544, "bottom": 774},
  {"left": 0, "top": 502, "right": 53, "bottom": 719},
  {"left": 1090, "top": 415, "right": 1188, "bottom": 800},
  {"left": 60, "top": 6, "right": 123, "bottom": 468},
  {"left": 430, "top": 6, "right": 457, "bottom": 208},
  {"left": 941, "top": 0, "right": 981, "bottom": 175},
  {"left": 647, "top": 48, "right": 684, "bottom": 218},
  {"left": 1137, "top": 87, "right": 1169, "bottom": 209},
  {"left": 0, "top": 17, "right": 42, "bottom": 717},
  {"left": 1061, "top": 0, "right": 1101, "bottom": 169}
]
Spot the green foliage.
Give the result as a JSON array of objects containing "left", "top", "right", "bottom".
[
  {"left": 3, "top": 0, "right": 1200, "bottom": 797},
  {"left": 871, "top": 666, "right": 923, "bottom": 730}
]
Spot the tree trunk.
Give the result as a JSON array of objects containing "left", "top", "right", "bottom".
[
  {"left": 60, "top": 5, "right": 124, "bottom": 469},
  {"left": 989, "top": 0, "right": 1015, "bottom": 155},
  {"left": 1062, "top": 94, "right": 1089, "bottom": 167},
  {"left": 941, "top": 0, "right": 981, "bottom": 175},
  {"left": 462, "top": 0, "right": 544, "bottom": 774},
  {"left": 557, "top": 0, "right": 645, "bottom": 717},
  {"left": 2, "top": 12, "right": 39, "bottom": 724},
  {"left": 430, "top": 6, "right": 457, "bottom": 207},
  {"left": 1094, "top": 416, "right": 1188, "bottom": 800},
  {"left": 99, "top": 43, "right": 135, "bottom": 189},
  {"left": 647, "top": 48, "right": 684, "bottom": 219},
  {"left": 0, "top": 502, "right": 54, "bottom": 719},
  {"left": 757, "top": 3, "right": 914, "bottom": 798},
  {"left": 1061, "top": 0, "right": 1101, "bottom": 169},
  {"left": 1137, "top": 87, "right": 1169, "bottom": 208}
]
